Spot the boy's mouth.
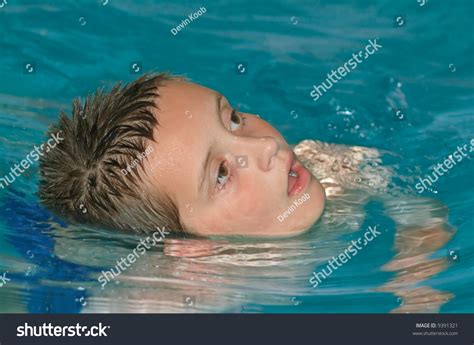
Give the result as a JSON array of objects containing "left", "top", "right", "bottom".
[
  {"left": 289, "top": 170, "right": 298, "bottom": 178},
  {"left": 287, "top": 154, "right": 311, "bottom": 197}
]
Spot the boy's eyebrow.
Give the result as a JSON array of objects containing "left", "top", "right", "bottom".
[{"left": 198, "top": 93, "right": 224, "bottom": 194}]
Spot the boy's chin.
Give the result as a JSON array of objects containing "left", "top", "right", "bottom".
[
  {"left": 280, "top": 212, "right": 324, "bottom": 237},
  {"left": 271, "top": 225, "right": 313, "bottom": 238}
]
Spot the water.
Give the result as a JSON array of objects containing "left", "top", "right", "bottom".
[{"left": 0, "top": 0, "right": 473, "bottom": 313}]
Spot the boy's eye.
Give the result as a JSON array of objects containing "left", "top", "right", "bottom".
[
  {"left": 229, "top": 109, "right": 244, "bottom": 132},
  {"left": 216, "top": 162, "right": 230, "bottom": 190}
]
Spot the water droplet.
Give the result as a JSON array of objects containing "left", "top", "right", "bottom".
[{"left": 337, "top": 108, "right": 354, "bottom": 116}]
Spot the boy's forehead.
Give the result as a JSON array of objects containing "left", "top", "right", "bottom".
[
  {"left": 153, "top": 81, "right": 220, "bottom": 127},
  {"left": 146, "top": 80, "right": 218, "bottom": 204},
  {"left": 159, "top": 80, "right": 217, "bottom": 104}
]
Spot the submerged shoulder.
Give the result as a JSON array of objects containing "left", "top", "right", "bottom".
[{"left": 293, "top": 139, "right": 393, "bottom": 197}]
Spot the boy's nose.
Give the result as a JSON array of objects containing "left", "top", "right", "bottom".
[{"left": 233, "top": 136, "right": 279, "bottom": 172}]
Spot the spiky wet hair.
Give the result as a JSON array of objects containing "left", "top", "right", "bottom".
[{"left": 39, "top": 73, "right": 183, "bottom": 233}]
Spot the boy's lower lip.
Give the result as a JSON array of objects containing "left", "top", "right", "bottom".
[{"left": 287, "top": 160, "right": 310, "bottom": 197}]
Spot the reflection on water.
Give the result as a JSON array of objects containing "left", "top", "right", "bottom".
[
  {"left": 0, "top": 190, "right": 456, "bottom": 313},
  {"left": 377, "top": 204, "right": 455, "bottom": 313}
]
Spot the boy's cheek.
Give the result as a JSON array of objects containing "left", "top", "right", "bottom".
[{"left": 223, "top": 192, "right": 274, "bottom": 223}]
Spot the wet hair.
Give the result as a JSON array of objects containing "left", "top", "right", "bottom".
[{"left": 39, "top": 73, "right": 183, "bottom": 234}]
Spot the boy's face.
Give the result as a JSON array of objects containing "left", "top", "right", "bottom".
[{"left": 147, "top": 81, "right": 325, "bottom": 237}]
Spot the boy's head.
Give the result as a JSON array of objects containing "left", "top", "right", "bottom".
[{"left": 39, "top": 73, "right": 325, "bottom": 237}]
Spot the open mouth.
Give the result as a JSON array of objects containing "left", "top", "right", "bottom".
[
  {"left": 289, "top": 170, "right": 298, "bottom": 178},
  {"left": 287, "top": 154, "right": 311, "bottom": 197}
]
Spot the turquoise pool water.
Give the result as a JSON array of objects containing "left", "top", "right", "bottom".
[{"left": 0, "top": 0, "right": 472, "bottom": 313}]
